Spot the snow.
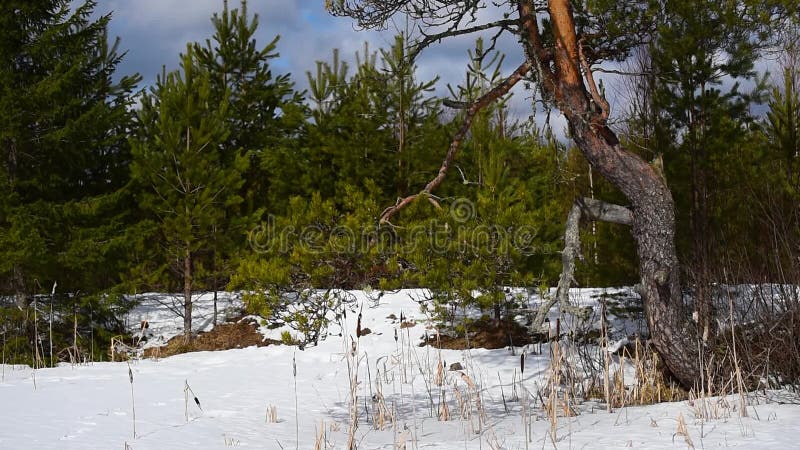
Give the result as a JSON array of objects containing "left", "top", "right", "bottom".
[
  {"left": 126, "top": 292, "right": 244, "bottom": 349},
  {"left": 2, "top": 289, "right": 799, "bottom": 449}
]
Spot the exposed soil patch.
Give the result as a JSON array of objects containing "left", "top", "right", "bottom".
[
  {"left": 144, "top": 317, "right": 279, "bottom": 358},
  {"left": 425, "top": 316, "right": 533, "bottom": 350}
]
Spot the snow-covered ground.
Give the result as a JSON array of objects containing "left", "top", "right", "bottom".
[{"left": 1, "top": 289, "right": 799, "bottom": 449}]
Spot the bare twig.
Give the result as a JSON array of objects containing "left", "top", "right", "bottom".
[{"left": 409, "top": 19, "right": 519, "bottom": 61}]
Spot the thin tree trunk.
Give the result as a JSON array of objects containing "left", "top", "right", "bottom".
[
  {"left": 213, "top": 289, "right": 218, "bottom": 327},
  {"left": 689, "top": 113, "right": 715, "bottom": 342},
  {"left": 6, "top": 137, "right": 17, "bottom": 186},
  {"left": 12, "top": 265, "right": 27, "bottom": 310},
  {"left": 184, "top": 247, "right": 193, "bottom": 341},
  {"left": 212, "top": 245, "right": 218, "bottom": 327}
]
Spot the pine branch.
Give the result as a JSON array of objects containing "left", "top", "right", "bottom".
[{"left": 379, "top": 60, "right": 531, "bottom": 224}]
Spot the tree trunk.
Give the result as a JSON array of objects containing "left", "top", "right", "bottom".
[
  {"left": 569, "top": 104, "right": 701, "bottom": 388},
  {"left": 12, "top": 265, "right": 27, "bottom": 310},
  {"left": 519, "top": 0, "right": 701, "bottom": 388},
  {"left": 212, "top": 246, "right": 218, "bottom": 327},
  {"left": 689, "top": 118, "right": 715, "bottom": 342},
  {"left": 183, "top": 248, "right": 193, "bottom": 340},
  {"left": 333, "top": 0, "right": 704, "bottom": 389}
]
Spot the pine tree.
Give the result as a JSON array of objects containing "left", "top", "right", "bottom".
[
  {"left": 305, "top": 43, "right": 396, "bottom": 200},
  {"left": 230, "top": 184, "right": 385, "bottom": 347},
  {"left": 395, "top": 40, "right": 563, "bottom": 323},
  {"left": 130, "top": 46, "right": 247, "bottom": 339},
  {"left": 304, "top": 41, "right": 446, "bottom": 206},
  {"left": 194, "top": 0, "right": 306, "bottom": 215},
  {"left": 648, "top": 0, "right": 768, "bottom": 336},
  {"left": 379, "top": 34, "right": 440, "bottom": 196},
  {"left": 765, "top": 68, "right": 800, "bottom": 192}
]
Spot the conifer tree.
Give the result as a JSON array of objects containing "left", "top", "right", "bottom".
[
  {"left": 0, "top": 0, "right": 139, "bottom": 298},
  {"left": 231, "top": 184, "right": 385, "bottom": 346},
  {"left": 305, "top": 43, "right": 397, "bottom": 200},
  {"left": 194, "top": 0, "right": 306, "bottom": 215},
  {"left": 131, "top": 47, "right": 247, "bottom": 339},
  {"left": 648, "top": 0, "right": 768, "bottom": 335},
  {"left": 0, "top": 0, "right": 139, "bottom": 362},
  {"left": 326, "top": 0, "right": 796, "bottom": 385},
  {"left": 305, "top": 41, "right": 446, "bottom": 205},
  {"left": 395, "top": 40, "right": 562, "bottom": 322},
  {"left": 379, "top": 34, "right": 440, "bottom": 196},
  {"left": 765, "top": 68, "right": 800, "bottom": 192}
]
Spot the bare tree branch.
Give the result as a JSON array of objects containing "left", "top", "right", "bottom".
[
  {"left": 408, "top": 18, "right": 519, "bottom": 61},
  {"left": 516, "top": 2, "right": 556, "bottom": 97},
  {"left": 329, "top": 0, "right": 487, "bottom": 31},
  {"left": 379, "top": 60, "right": 532, "bottom": 224},
  {"left": 578, "top": 38, "right": 610, "bottom": 121},
  {"left": 442, "top": 98, "right": 469, "bottom": 109},
  {"left": 532, "top": 197, "right": 632, "bottom": 328},
  {"left": 593, "top": 67, "right": 653, "bottom": 76}
]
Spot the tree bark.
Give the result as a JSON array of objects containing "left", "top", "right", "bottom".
[{"left": 569, "top": 101, "right": 700, "bottom": 388}]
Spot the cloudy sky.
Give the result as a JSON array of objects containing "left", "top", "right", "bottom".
[
  {"left": 91, "top": 0, "right": 569, "bottom": 128},
  {"left": 98, "top": 0, "right": 388, "bottom": 87},
  {"left": 90, "top": 0, "right": 778, "bottom": 138},
  {"left": 96, "top": 1, "right": 501, "bottom": 87}
]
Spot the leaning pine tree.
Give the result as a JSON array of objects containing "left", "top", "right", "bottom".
[
  {"left": 326, "top": 0, "right": 790, "bottom": 388},
  {"left": 130, "top": 46, "right": 247, "bottom": 339}
]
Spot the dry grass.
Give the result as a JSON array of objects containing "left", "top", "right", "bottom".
[
  {"left": 143, "top": 318, "right": 279, "bottom": 358},
  {"left": 313, "top": 421, "right": 326, "bottom": 450},
  {"left": 581, "top": 338, "right": 688, "bottom": 409},
  {"left": 425, "top": 316, "right": 533, "bottom": 350},
  {"left": 266, "top": 404, "right": 278, "bottom": 423},
  {"left": 674, "top": 413, "right": 695, "bottom": 448}
]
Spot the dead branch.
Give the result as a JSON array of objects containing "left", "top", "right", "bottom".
[
  {"left": 409, "top": 19, "right": 519, "bottom": 62},
  {"left": 329, "top": 1, "right": 487, "bottom": 33},
  {"left": 578, "top": 38, "right": 610, "bottom": 121},
  {"left": 442, "top": 98, "right": 470, "bottom": 109},
  {"left": 532, "top": 197, "right": 632, "bottom": 328},
  {"left": 379, "top": 60, "right": 532, "bottom": 224}
]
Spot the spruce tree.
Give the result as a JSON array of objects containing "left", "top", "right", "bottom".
[{"left": 0, "top": 0, "right": 139, "bottom": 362}]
